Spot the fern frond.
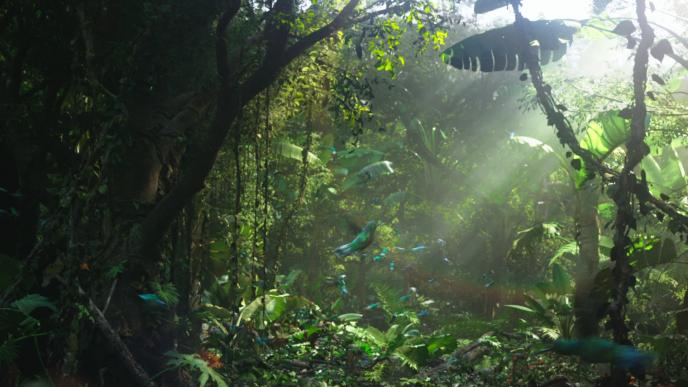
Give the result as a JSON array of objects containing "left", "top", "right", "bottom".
[
  {"left": 165, "top": 351, "right": 227, "bottom": 387},
  {"left": 152, "top": 282, "right": 180, "bottom": 306}
]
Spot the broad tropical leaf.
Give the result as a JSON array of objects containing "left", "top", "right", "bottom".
[
  {"left": 642, "top": 143, "right": 687, "bottom": 196},
  {"left": 335, "top": 147, "right": 385, "bottom": 169},
  {"left": 273, "top": 140, "right": 319, "bottom": 164},
  {"left": 551, "top": 263, "right": 572, "bottom": 295},
  {"left": 549, "top": 241, "right": 579, "bottom": 265},
  {"left": 574, "top": 110, "right": 632, "bottom": 188},
  {"left": 442, "top": 20, "right": 579, "bottom": 72},
  {"left": 11, "top": 294, "right": 57, "bottom": 316}
]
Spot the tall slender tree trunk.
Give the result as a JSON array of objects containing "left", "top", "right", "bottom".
[{"left": 574, "top": 183, "right": 601, "bottom": 337}]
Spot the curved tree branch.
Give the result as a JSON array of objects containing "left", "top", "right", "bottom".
[
  {"left": 136, "top": 0, "right": 365, "bottom": 257},
  {"left": 282, "top": 0, "right": 362, "bottom": 66}
]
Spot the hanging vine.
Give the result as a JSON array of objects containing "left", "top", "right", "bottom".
[
  {"left": 262, "top": 87, "right": 272, "bottom": 297},
  {"left": 265, "top": 98, "right": 316, "bottom": 279},
  {"left": 230, "top": 112, "right": 243, "bottom": 311},
  {"left": 250, "top": 96, "right": 262, "bottom": 299},
  {"left": 507, "top": 0, "right": 679, "bottom": 385}
]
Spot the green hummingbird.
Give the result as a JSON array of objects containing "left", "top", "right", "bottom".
[
  {"left": 543, "top": 338, "right": 653, "bottom": 377},
  {"left": 334, "top": 221, "right": 377, "bottom": 258}
]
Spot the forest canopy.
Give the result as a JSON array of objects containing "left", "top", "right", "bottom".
[{"left": 1, "top": 0, "right": 688, "bottom": 386}]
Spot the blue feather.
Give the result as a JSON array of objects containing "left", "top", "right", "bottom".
[{"left": 138, "top": 293, "right": 166, "bottom": 306}]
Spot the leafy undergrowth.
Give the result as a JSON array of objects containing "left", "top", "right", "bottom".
[{"left": 159, "top": 279, "right": 688, "bottom": 387}]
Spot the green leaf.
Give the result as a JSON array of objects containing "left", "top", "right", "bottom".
[
  {"left": 337, "top": 313, "right": 363, "bottom": 322},
  {"left": 199, "top": 371, "right": 209, "bottom": 387},
  {"left": 580, "top": 111, "right": 630, "bottom": 159},
  {"left": 336, "top": 148, "right": 384, "bottom": 166},
  {"left": 575, "top": 110, "right": 632, "bottom": 188},
  {"left": 365, "top": 326, "right": 387, "bottom": 347},
  {"left": 395, "top": 344, "right": 429, "bottom": 370},
  {"left": 238, "top": 292, "right": 318, "bottom": 328},
  {"left": 504, "top": 304, "right": 537, "bottom": 314},
  {"left": 630, "top": 238, "right": 677, "bottom": 270},
  {"left": 152, "top": 282, "right": 179, "bottom": 305},
  {"left": 426, "top": 334, "right": 457, "bottom": 355},
  {"left": 549, "top": 242, "right": 579, "bottom": 265},
  {"left": 273, "top": 140, "right": 319, "bottom": 164},
  {"left": 442, "top": 20, "right": 579, "bottom": 72},
  {"left": 265, "top": 294, "right": 289, "bottom": 322},
  {"left": 11, "top": 294, "right": 57, "bottom": 316},
  {"left": 597, "top": 203, "right": 616, "bottom": 221},
  {"left": 164, "top": 351, "right": 227, "bottom": 387},
  {"left": 551, "top": 263, "right": 572, "bottom": 295},
  {"left": 200, "top": 304, "right": 234, "bottom": 320},
  {"left": 523, "top": 294, "right": 548, "bottom": 317},
  {"left": 642, "top": 144, "right": 687, "bottom": 196}
]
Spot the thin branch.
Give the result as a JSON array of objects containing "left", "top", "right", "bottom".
[
  {"left": 350, "top": 4, "right": 408, "bottom": 24},
  {"left": 102, "top": 278, "right": 118, "bottom": 315},
  {"left": 136, "top": 0, "right": 372, "bottom": 254},
  {"left": 63, "top": 282, "right": 154, "bottom": 386},
  {"left": 667, "top": 52, "right": 688, "bottom": 70},
  {"left": 282, "top": 0, "right": 362, "bottom": 66}
]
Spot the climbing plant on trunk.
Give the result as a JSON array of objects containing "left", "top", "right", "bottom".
[{"left": 443, "top": 0, "right": 688, "bottom": 385}]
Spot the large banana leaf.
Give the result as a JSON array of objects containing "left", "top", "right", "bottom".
[
  {"left": 642, "top": 143, "right": 687, "bottom": 196},
  {"left": 273, "top": 140, "right": 320, "bottom": 164},
  {"left": 441, "top": 20, "right": 579, "bottom": 72},
  {"left": 574, "top": 110, "right": 631, "bottom": 188},
  {"left": 335, "top": 147, "right": 384, "bottom": 169}
]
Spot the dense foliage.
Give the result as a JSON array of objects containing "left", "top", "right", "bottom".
[{"left": 1, "top": 0, "right": 688, "bottom": 386}]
